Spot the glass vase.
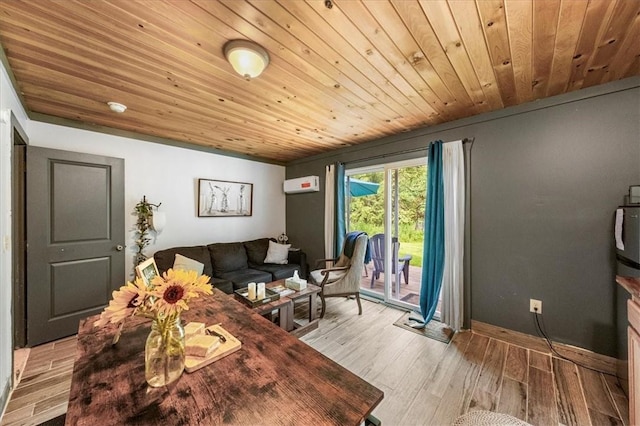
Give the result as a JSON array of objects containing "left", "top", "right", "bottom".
[{"left": 145, "top": 315, "right": 185, "bottom": 387}]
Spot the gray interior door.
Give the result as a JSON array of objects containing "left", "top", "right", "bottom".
[{"left": 26, "top": 146, "right": 125, "bottom": 346}]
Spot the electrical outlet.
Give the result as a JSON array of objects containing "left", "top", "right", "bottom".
[{"left": 530, "top": 299, "right": 542, "bottom": 314}]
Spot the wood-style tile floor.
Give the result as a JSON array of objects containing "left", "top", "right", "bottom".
[
  {"left": 2, "top": 336, "right": 75, "bottom": 425},
  {"left": 1, "top": 298, "right": 628, "bottom": 425},
  {"left": 303, "top": 298, "right": 628, "bottom": 425}
]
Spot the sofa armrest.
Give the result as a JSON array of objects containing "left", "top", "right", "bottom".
[{"left": 288, "top": 249, "right": 308, "bottom": 279}]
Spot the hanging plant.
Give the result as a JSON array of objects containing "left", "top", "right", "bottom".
[{"left": 134, "top": 196, "right": 161, "bottom": 268}]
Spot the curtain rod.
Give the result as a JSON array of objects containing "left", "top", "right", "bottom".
[{"left": 345, "top": 137, "right": 474, "bottom": 166}]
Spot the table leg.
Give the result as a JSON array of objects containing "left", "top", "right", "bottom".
[
  {"left": 308, "top": 294, "right": 317, "bottom": 322},
  {"left": 279, "top": 300, "right": 294, "bottom": 332}
]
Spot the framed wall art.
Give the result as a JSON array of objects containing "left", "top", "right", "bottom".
[
  {"left": 198, "top": 178, "right": 253, "bottom": 217},
  {"left": 135, "top": 257, "right": 159, "bottom": 286}
]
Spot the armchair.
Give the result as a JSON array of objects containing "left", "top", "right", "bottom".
[{"left": 310, "top": 232, "right": 368, "bottom": 318}]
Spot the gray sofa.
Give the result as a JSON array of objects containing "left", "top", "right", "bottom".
[{"left": 153, "top": 238, "right": 307, "bottom": 294}]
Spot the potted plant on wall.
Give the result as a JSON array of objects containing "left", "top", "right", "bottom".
[{"left": 133, "top": 196, "right": 161, "bottom": 269}]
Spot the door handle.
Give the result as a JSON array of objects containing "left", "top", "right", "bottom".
[{"left": 116, "top": 245, "right": 124, "bottom": 251}]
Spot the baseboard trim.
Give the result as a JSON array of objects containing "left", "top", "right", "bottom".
[
  {"left": 471, "top": 320, "right": 617, "bottom": 375},
  {"left": 13, "top": 348, "right": 29, "bottom": 387},
  {"left": 0, "top": 378, "right": 10, "bottom": 421}
]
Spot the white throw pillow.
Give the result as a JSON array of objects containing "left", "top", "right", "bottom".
[
  {"left": 264, "top": 240, "right": 290, "bottom": 264},
  {"left": 173, "top": 254, "right": 205, "bottom": 276}
]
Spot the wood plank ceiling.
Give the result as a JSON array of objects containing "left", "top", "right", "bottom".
[{"left": 0, "top": 0, "right": 638, "bottom": 164}]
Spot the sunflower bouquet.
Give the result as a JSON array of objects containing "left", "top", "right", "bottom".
[
  {"left": 94, "top": 268, "right": 212, "bottom": 329},
  {"left": 94, "top": 268, "right": 212, "bottom": 387}
]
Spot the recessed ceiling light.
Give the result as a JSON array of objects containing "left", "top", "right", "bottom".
[{"left": 107, "top": 102, "right": 127, "bottom": 113}]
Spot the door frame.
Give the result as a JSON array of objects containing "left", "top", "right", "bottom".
[{"left": 11, "top": 115, "right": 28, "bottom": 349}]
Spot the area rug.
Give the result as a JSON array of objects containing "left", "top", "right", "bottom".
[
  {"left": 453, "top": 410, "right": 531, "bottom": 425},
  {"left": 400, "top": 292, "right": 420, "bottom": 305},
  {"left": 393, "top": 311, "right": 454, "bottom": 344}
]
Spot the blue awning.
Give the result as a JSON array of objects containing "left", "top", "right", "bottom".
[{"left": 349, "top": 178, "right": 380, "bottom": 197}]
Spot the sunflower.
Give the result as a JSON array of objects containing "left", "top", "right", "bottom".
[
  {"left": 151, "top": 269, "right": 212, "bottom": 317},
  {"left": 94, "top": 277, "right": 148, "bottom": 327}
]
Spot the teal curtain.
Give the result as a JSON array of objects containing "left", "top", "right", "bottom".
[
  {"left": 419, "top": 141, "right": 445, "bottom": 323},
  {"left": 335, "top": 162, "right": 346, "bottom": 255}
]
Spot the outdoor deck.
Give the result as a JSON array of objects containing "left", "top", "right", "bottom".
[
  {"left": 359, "top": 264, "right": 444, "bottom": 316},
  {"left": 360, "top": 264, "right": 423, "bottom": 306}
]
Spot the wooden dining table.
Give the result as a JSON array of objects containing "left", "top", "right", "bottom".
[{"left": 65, "top": 289, "right": 383, "bottom": 425}]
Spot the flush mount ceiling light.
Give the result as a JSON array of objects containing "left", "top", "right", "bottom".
[
  {"left": 107, "top": 102, "right": 127, "bottom": 113},
  {"left": 223, "top": 40, "right": 270, "bottom": 80}
]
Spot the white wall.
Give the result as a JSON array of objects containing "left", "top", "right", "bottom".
[
  {"left": 0, "top": 61, "right": 29, "bottom": 415},
  {"left": 27, "top": 121, "right": 287, "bottom": 278}
]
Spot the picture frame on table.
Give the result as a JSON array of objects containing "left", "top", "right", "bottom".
[
  {"left": 135, "top": 257, "right": 160, "bottom": 286},
  {"left": 198, "top": 178, "right": 253, "bottom": 217}
]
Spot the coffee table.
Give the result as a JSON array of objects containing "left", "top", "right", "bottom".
[
  {"left": 233, "top": 286, "right": 294, "bottom": 331},
  {"left": 249, "top": 293, "right": 294, "bottom": 332},
  {"left": 266, "top": 279, "right": 321, "bottom": 337}
]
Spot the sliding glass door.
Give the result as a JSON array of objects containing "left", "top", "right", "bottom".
[
  {"left": 346, "top": 166, "right": 385, "bottom": 297},
  {"left": 347, "top": 159, "right": 433, "bottom": 313}
]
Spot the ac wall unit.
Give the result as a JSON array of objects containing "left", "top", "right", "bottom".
[{"left": 283, "top": 176, "right": 319, "bottom": 194}]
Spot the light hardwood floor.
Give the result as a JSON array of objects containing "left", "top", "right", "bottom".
[{"left": 2, "top": 297, "right": 628, "bottom": 425}]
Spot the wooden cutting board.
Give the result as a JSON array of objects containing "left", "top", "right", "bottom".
[{"left": 184, "top": 324, "right": 242, "bottom": 373}]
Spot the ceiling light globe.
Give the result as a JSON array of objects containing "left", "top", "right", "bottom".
[
  {"left": 107, "top": 102, "right": 127, "bottom": 113},
  {"left": 224, "top": 40, "right": 269, "bottom": 80}
]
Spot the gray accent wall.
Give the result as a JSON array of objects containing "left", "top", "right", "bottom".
[{"left": 286, "top": 77, "right": 640, "bottom": 357}]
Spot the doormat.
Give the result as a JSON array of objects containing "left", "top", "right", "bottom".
[
  {"left": 400, "top": 292, "right": 420, "bottom": 305},
  {"left": 40, "top": 414, "right": 66, "bottom": 425},
  {"left": 393, "top": 311, "right": 454, "bottom": 344}
]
